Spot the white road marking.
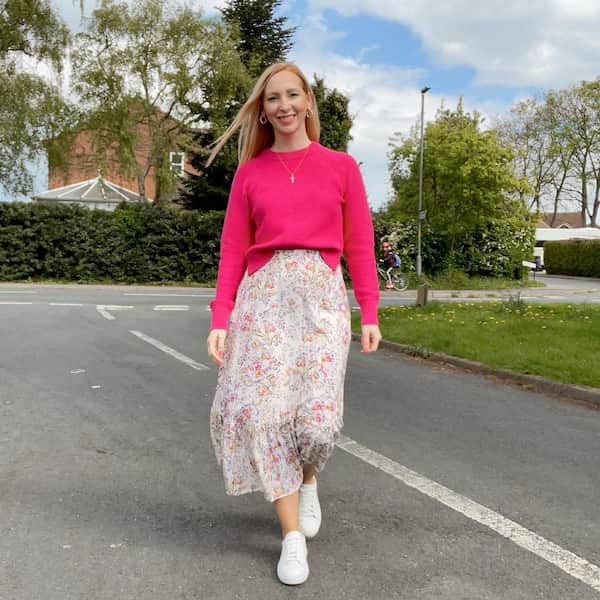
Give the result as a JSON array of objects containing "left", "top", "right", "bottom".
[
  {"left": 0, "top": 291, "right": 37, "bottom": 294},
  {"left": 0, "top": 301, "right": 33, "bottom": 305},
  {"left": 70, "top": 369, "right": 86, "bottom": 374},
  {"left": 153, "top": 305, "right": 189, "bottom": 311},
  {"left": 49, "top": 303, "right": 83, "bottom": 307},
  {"left": 129, "top": 330, "right": 210, "bottom": 371},
  {"left": 336, "top": 435, "right": 600, "bottom": 593},
  {"left": 96, "top": 305, "right": 134, "bottom": 320},
  {"left": 90, "top": 385, "right": 102, "bottom": 389},
  {"left": 124, "top": 293, "right": 213, "bottom": 298}
]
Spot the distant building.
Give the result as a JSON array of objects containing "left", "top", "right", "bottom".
[
  {"left": 45, "top": 112, "right": 198, "bottom": 205},
  {"left": 538, "top": 211, "right": 587, "bottom": 229}
]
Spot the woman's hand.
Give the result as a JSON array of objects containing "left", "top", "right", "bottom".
[
  {"left": 361, "top": 324, "right": 382, "bottom": 353},
  {"left": 207, "top": 329, "right": 227, "bottom": 366}
]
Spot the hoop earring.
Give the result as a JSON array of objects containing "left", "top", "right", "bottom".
[
  {"left": 259, "top": 114, "right": 267, "bottom": 125},
  {"left": 306, "top": 108, "right": 312, "bottom": 119}
]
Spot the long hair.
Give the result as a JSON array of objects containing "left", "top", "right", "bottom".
[{"left": 205, "top": 62, "right": 320, "bottom": 167}]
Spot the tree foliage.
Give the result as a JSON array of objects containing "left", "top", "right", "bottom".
[
  {"left": 0, "top": 0, "right": 69, "bottom": 68},
  {"left": 312, "top": 76, "right": 353, "bottom": 152},
  {"left": 0, "top": 0, "right": 72, "bottom": 195},
  {"left": 220, "top": 0, "right": 295, "bottom": 78},
  {"left": 387, "top": 100, "right": 522, "bottom": 260}
]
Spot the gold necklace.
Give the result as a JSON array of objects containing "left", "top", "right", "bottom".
[{"left": 273, "top": 145, "right": 311, "bottom": 184}]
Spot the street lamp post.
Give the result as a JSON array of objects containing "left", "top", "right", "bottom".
[{"left": 417, "top": 85, "right": 430, "bottom": 277}]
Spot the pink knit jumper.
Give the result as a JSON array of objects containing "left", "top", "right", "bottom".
[{"left": 209, "top": 142, "right": 380, "bottom": 330}]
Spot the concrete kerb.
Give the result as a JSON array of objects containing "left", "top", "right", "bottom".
[{"left": 351, "top": 333, "right": 600, "bottom": 408}]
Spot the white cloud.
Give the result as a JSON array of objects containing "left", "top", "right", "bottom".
[{"left": 307, "top": 0, "right": 600, "bottom": 88}]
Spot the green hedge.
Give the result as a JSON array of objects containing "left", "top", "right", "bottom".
[
  {"left": 545, "top": 239, "right": 600, "bottom": 277},
  {"left": 0, "top": 202, "right": 225, "bottom": 283}
]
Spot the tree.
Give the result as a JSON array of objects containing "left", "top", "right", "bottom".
[
  {"left": 220, "top": 0, "right": 295, "bottom": 78},
  {"left": 69, "top": 0, "right": 245, "bottom": 205},
  {"left": 387, "top": 100, "right": 521, "bottom": 262},
  {"left": 498, "top": 80, "right": 600, "bottom": 226},
  {"left": 312, "top": 76, "right": 353, "bottom": 152},
  {"left": 552, "top": 80, "right": 600, "bottom": 226},
  {"left": 0, "top": 0, "right": 72, "bottom": 195}
]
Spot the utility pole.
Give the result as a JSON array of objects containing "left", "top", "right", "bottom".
[{"left": 417, "top": 85, "right": 430, "bottom": 277}]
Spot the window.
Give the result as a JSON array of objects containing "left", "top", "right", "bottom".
[{"left": 169, "top": 152, "right": 185, "bottom": 176}]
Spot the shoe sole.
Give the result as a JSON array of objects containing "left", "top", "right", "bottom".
[{"left": 277, "top": 566, "right": 309, "bottom": 585}]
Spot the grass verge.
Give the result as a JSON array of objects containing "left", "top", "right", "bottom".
[{"left": 353, "top": 301, "right": 599, "bottom": 388}]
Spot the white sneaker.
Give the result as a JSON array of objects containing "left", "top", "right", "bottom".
[
  {"left": 277, "top": 531, "right": 309, "bottom": 585},
  {"left": 299, "top": 480, "right": 322, "bottom": 539}
]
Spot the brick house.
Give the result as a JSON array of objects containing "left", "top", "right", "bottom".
[{"left": 46, "top": 112, "right": 199, "bottom": 205}]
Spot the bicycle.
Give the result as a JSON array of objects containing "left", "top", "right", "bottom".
[{"left": 377, "top": 264, "right": 409, "bottom": 291}]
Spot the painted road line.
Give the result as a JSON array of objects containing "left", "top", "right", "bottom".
[
  {"left": 129, "top": 330, "right": 210, "bottom": 371},
  {"left": 153, "top": 305, "right": 190, "bottom": 311},
  {"left": 49, "top": 303, "right": 84, "bottom": 307},
  {"left": 124, "top": 293, "right": 214, "bottom": 298},
  {"left": 96, "top": 306, "right": 115, "bottom": 320},
  {"left": 336, "top": 435, "right": 600, "bottom": 593},
  {"left": 0, "top": 301, "right": 34, "bottom": 305},
  {"left": 96, "top": 305, "right": 134, "bottom": 320},
  {"left": 0, "top": 291, "right": 37, "bottom": 294}
]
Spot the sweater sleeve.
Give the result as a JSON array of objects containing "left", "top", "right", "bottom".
[
  {"left": 209, "top": 165, "right": 254, "bottom": 330},
  {"left": 342, "top": 156, "right": 380, "bottom": 326}
]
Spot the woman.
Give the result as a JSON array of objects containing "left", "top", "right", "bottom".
[{"left": 206, "top": 62, "right": 382, "bottom": 586}]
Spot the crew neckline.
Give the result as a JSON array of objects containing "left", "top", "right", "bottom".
[{"left": 266, "top": 141, "right": 315, "bottom": 158}]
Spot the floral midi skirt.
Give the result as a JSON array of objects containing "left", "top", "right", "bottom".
[{"left": 210, "top": 249, "right": 352, "bottom": 502}]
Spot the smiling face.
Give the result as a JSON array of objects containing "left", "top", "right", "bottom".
[{"left": 261, "top": 69, "right": 312, "bottom": 144}]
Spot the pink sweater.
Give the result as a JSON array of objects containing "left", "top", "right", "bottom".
[{"left": 209, "top": 142, "right": 380, "bottom": 329}]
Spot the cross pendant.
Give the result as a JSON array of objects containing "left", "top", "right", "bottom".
[{"left": 290, "top": 175, "right": 295, "bottom": 184}]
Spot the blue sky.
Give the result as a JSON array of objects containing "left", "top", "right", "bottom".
[{"left": 5, "top": 0, "right": 600, "bottom": 208}]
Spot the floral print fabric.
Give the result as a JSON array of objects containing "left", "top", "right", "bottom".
[{"left": 210, "top": 250, "right": 351, "bottom": 501}]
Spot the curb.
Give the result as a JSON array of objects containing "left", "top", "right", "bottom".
[{"left": 351, "top": 333, "right": 600, "bottom": 408}]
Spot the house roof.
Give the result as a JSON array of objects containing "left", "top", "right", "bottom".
[
  {"left": 34, "top": 177, "right": 143, "bottom": 204},
  {"left": 539, "top": 211, "right": 586, "bottom": 228}
]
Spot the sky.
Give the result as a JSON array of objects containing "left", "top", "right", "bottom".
[{"left": 6, "top": 0, "right": 600, "bottom": 209}]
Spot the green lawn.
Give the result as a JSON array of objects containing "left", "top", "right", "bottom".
[{"left": 353, "top": 301, "right": 600, "bottom": 388}]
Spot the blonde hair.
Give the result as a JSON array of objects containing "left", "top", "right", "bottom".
[{"left": 206, "top": 62, "right": 320, "bottom": 167}]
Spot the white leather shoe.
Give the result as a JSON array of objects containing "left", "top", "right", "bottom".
[
  {"left": 277, "top": 531, "right": 309, "bottom": 585},
  {"left": 299, "top": 480, "right": 321, "bottom": 538}
]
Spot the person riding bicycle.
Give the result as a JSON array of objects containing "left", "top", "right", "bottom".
[{"left": 380, "top": 241, "right": 401, "bottom": 289}]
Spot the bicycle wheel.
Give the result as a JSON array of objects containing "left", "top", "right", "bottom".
[{"left": 391, "top": 272, "right": 408, "bottom": 291}]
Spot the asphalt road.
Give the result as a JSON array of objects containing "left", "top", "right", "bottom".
[{"left": 1, "top": 284, "right": 599, "bottom": 600}]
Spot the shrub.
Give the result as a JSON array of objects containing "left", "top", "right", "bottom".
[{"left": 545, "top": 239, "right": 600, "bottom": 277}]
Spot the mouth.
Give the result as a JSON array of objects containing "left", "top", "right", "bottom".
[{"left": 278, "top": 114, "right": 296, "bottom": 123}]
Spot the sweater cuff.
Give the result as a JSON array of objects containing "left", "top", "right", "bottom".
[
  {"left": 359, "top": 302, "right": 379, "bottom": 326},
  {"left": 209, "top": 300, "right": 233, "bottom": 330}
]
